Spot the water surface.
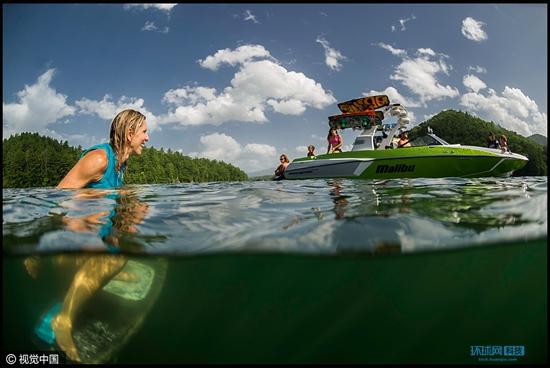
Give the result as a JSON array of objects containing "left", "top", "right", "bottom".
[
  {"left": 3, "top": 177, "right": 547, "bottom": 256},
  {"left": 2, "top": 177, "right": 547, "bottom": 364}
]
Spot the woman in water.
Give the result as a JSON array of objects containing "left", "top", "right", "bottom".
[
  {"left": 274, "top": 154, "right": 290, "bottom": 180},
  {"left": 47, "top": 109, "right": 149, "bottom": 361}
]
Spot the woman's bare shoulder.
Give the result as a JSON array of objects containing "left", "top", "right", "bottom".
[{"left": 81, "top": 149, "right": 108, "bottom": 171}]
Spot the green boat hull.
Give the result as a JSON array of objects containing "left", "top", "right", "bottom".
[{"left": 284, "top": 146, "right": 528, "bottom": 180}]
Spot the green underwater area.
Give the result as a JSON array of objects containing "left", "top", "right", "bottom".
[{"left": 4, "top": 237, "right": 546, "bottom": 364}]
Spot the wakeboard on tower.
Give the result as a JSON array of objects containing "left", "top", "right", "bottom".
[{"left": 329, "top": 95, "right": 389, "bottom": 130}]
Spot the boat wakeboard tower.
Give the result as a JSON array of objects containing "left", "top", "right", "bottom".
[{"left": 328, "top": 95, "right": 410, "bottom": 152}]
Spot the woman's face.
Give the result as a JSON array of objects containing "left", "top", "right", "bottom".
[{"left": 129, "top": 120, "right": 149, "bottom": 155}]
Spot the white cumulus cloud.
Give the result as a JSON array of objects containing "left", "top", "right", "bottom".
[
  {"left": 266, "top": 99, "right": 306, "bottom": 115},
  {"left": 75, "top": 95, "right": 159, "bottom": 131},
  {"left": 198, "top": 44, "right": 272, "bottom": 71},
  {"left": 378, "top": 44, "right": 459, "bottom": 106},
  {"left": 160, "top": 45, "right": 335, "bottom": 127},
  {"left": 244, "top": 143, "right": 276, "bottom": 157},
  {"left": 463, "top": 74, "right": 487, "bottom": 93},
  {"left": 162, "top": 86, "right": 217, "bottom": 105},
  {"left": 365, "top": 87, "right": 421, "bottom": 109},
  {"left": 460, "top": 86, "right": 547, "bottom": 136},
  {"left": 195, "top": 132, "right": 277, "bottom": 173},
  {"left": 316, "top": 37, "right": 347, "bottom": 71},
  {"left": 198, "top": 133, "right": 242, "bottom": 161},
  {"left": 3, "top": 69, "right": 76, "bottom": 137},
  {"left": 2, "top": 68, "right": 159, "bottom": 141},
  {"left": 461, "top": 17, "right": 488, "bottom": 42},
  {"left": 123, "top": 4, "right": 178, "bottom": 12}
]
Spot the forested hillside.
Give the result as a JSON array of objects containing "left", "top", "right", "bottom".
[{"left": 3, "top": 132, "right": 248, "bottom": 188}]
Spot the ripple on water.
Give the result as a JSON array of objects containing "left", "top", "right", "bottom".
[{"left": 2, "top": 177, "right": 547, "bottom": 256}]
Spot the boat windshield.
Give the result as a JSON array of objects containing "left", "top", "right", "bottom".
[{"left": 407, "top": 134, "right": 449, "bottom": 147}]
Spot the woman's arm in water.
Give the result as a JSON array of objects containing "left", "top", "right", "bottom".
[{"left": 57, "top": 150, "right": 109, "bottom": 189}]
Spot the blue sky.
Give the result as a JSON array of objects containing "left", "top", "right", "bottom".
[{"left": 3, "top": 4, "right": 547, "bottom": 174}]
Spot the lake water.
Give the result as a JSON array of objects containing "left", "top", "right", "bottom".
[{"left": 3, "top": 177, "right": 547, "bottom": 363}]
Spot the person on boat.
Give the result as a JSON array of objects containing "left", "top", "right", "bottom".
[
  {"left": 487, "top": 132, "right": 500, "bottom": 149},
  {"left": 37, "top": 109, "right": 149, "bottom": 362},
  {"left": 499, "top": 134, "right": 509, "bottom": 153},
  {"left": 307, "top": 145, "right": 316, "bottom": 158},
  {"left": 274, "top": 154, "right": 290, "bottom": 179},
  {"left": 327, "top": 128, "right": 343, "bottom": 153},
  {"left": 397, "top": 131, "right": 411, "bottom": 148}
]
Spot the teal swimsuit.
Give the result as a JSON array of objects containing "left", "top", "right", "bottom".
[
  {"left": 80, "top": 143, "right": 126, "bottom": 252},
  {"left": 81, "top": 143, "right": 125, "bottom": 188}
]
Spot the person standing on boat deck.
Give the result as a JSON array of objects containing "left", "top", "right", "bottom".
[
  {"left": 499, "top": 134, "right": 509, "bottom": 153},
  {"left": 487, "top": 132, "right": 500, "bottom": 149},
  {"left": 307, "top": 145, "right": 316, "bottom": 158},
  {"left": 49, "top": 109, "right": 149, "bottom": 362},
  {"left": 275, "top": 154, "right": 290, "bottom": 178},
  {"left": 397, "top": 131, "right": 411, "bottom": 148},
  {"left": 327, "top": 128, "right": 343, "bottom": 153}
]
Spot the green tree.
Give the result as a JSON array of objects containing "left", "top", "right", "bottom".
[{"left": 3, "top": 133, "right": 248, "bottom": 188}]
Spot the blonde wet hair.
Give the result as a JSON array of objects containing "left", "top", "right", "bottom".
[{"left": 109, "top": 109, "right": 146, "bottom": 172}]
